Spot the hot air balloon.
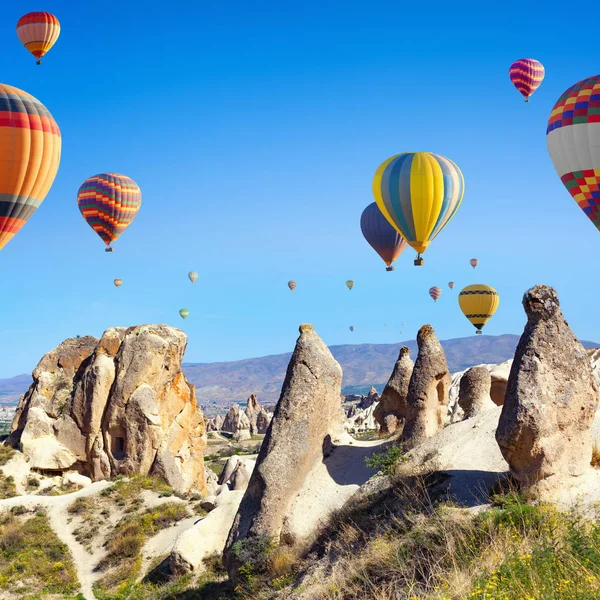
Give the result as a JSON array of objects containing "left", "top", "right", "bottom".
[
  {"left": 448, "top": 281, "right": 455, "bottom": 289},
  {"left": 16, "top": 12, "right": 60, "bottom": 65},
  {"left": 349, "top": 326, "right": 354, "bottom": 332},
  {"left": 114, "top": 279, "right": 122, "bottom": 288},
  {"left": 458, "top": 284, "right": 499, "bottom": 335},
  {"left": 429, "top": 286, "right": 442, "bottom": 302},
  {"left": 373, "top": 153, "right": 464, "bottom": 266},
  {"left": 179, "top": 308, "right": 189, "bottom": 320},
  {"left": 360, "top": 202, "right": 408, "bottom": 271},
  {"left": 470, "top": 258, "right": 478, "bottom": 269},
  {"left": 77, "top": 173, "right": 141, "bottom": 252},
  {"left": 546, "top": 75, "right": 600, "bottom": 234},
  {"left": 509, "top": 59, "right": 545, "bottom": 102},
  {"left": 0, "top": 84, "right": 61, "bottom": 250},
  {"left": 189, "top": 272, "right": 198, "bottom": 284},
  {"left": 288, "top": 280, "right": 296, "bottom": 291},
  {"left": 346, "top": 280, "right": 354, "bottom": 290}
]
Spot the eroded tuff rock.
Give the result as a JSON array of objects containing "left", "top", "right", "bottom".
[
  {"left": 358, "top": 387, "right": 379, "bottom": 410},
  {"left": 222, "top": 404, "right": 252, "bottom": 441},
  {"left": 244, "top": 395, "right": 272, "bottom": 435},
  {"left": 496, "top": 285, "right": 598, "bottom": 498},
  {"left": 458, "top": 366, "right": 496, "bottom": 419},
  {"left": 374, "top": 347, "right": 414, "bottom": 434},
  {"left": 9, "top": 325, "right": 206, "bottom": 492},
  {"left": 224, "top": 324, "right": 343, "bottom": 577},
  {"left": 401, "top": 325, "right": 451, "bottom": 449}
]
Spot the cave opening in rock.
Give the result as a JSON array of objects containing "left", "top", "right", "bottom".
[{"left": 112, "top": 436, "right": 125, "bottom": 460}]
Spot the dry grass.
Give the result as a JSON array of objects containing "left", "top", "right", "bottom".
[
  {"left": 591, "top": 443, "right": 600, "bottom": 468},
  {"left": 0, "top": 445, "right": 15, "bottom": 466}
]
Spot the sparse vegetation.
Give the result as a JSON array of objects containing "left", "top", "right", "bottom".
[
  {"left": 592, "top": 443, "right": 600, "bottom": 468},
  {"left": 0, "top": 445, "right": 15, "bottom": 466},
  {"left": 0, "top": 474, "right": 17, "bottom": 499},
  {"left": 0, "top": 508, "right": 78, "bottom": 597},
  {"left": 99, "top": 474, "right": 172, "bottom": 503},
  {"left": 364, "top": 444, "right": 407, "bottom": 475}
]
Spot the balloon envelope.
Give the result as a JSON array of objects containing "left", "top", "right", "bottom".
[
  {"left": 0, "top": 84, "right": 61, "bottom": 250},
  {"left": 429, "top": 286, "right": 442, "bottom": 302},
  {"left": 179, "top": 309, "right": 189, "bottom": 320},
  {"left": 547, "top": 75, "right": 600, "bottom": 233},
  {"left": 188, "top": 271, "right": 198, "bottom": 284},
  {"left": 458, "top": 284, "right": 499, "bottom": 333},
  {"left": 288, "top": 280, "right": 296, "bottom": 291},
  {"left": 346, "top": 280, "right": 354, "bottom": 290},
  {"left": 373, "top": 152, "right": 464, "bottom": 255},
  {"left": 448, "top": 281, "right": 455, "bottom": 289},
  {"left": 349, "top": 326, "right": 354, "bottom": 332},
  {"left": 470, "top": 258, "right": 478, "bottom": 269},
  {"left": 360, "top": 202, "right": 408, "bottom": 269},
  {"left": 114, "top": 279, "right": 122, "bottom": 288},
  {"left": 17, "top": 12, "right": 60, "bottom": 63},
  {"left": 77, "top": 173, "right": 141, "bottom": 247},
  {"left": 509, "top": 59, "right": 545, "bottom": 101}
]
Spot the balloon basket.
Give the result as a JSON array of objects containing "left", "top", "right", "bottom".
[
  {"left": 105, "top": 247, "right": 114, "bottom": 253},
  {"left": 414, "top": 257, "right": 424, "bottom": 266},
  {"left": 476, "top": 331, "right": 482, "bottom": 335},
  {"left": 386, "top": 266, "right": 394, "bottom": 272},
  {"left": 36, "top": 60, "right": 42, "bottom": 65}
]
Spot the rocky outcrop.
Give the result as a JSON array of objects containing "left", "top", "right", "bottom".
[
  {"left": 344, "top": 403, "right": 379, "bottom": 434},
  {"left": 358, "top": 387, "right": 379, "bottom": 410},
  {"left": 9, "top": 325, "right": 206, "bottom": 493},
  {"left": 496, "top": 285, "right": 598, "bottom": 499},
  {"left": 224, "top": 324, "right": 343, "bottom": 577},
  {"left": 401, "top": 325, "right": 451, "bottom": 449},
  {"left": 222, "top": 404, "right": 252, "bottom": 440},
  {"left": 458, "top": 366, "right": 496, "bottom": 419},
  {"left": 374, "top": 347, "right": 414, "bottom": 434},
  {"left": 244, "top": 395, "right": 272, "bottom": 435}
]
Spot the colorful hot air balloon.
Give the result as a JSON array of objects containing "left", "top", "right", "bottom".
[
  {"left": 509, "top": 59, "right": 545, "bottom": 102},
  {"left": 429, "top": 286, "right": 442, "bottom": 302},
  {"left": 470, "top": 258, "right": 478, "bottom": 269},
  {"left": 373, "top": 153, "right": 464, "bottom": 266},
  {"left": 360, "top": 202, "right": 408, "bottom": 271},
  {"left": 349, "top": 326, "right": 354, "bottom": 332},
  {"left": 179, "top": 308, "right": 189, "bottom": 320},
  {"left": 346, "top": 280, "right": 354, "bottom": 290},
  {"left": 114, "top": 279, "right": 122, "bottom": 288},
  {"left": 16, "top": 12, "right": 60, "bottom": 65},
  {"left": 448, "top": 281, "right": 455, "bottom": 289},
  {"left": 288, "top": 280, "right": 296, "bottom": 291},
  {"left": 77, "top": 173, "right": 141, "bottom": 252},
  {"left": 546, "top": 75, "right": 600, "bottom": 233},
  {"left": 0, "top": 84, "right": 61, "bottom": 250},
  {"left": 458, "top": 284, "right": 499, "bottom": 335}
]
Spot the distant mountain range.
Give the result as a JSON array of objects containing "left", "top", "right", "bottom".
[{"left": 3, "top": 334, "right": 598, "bottom": 408}]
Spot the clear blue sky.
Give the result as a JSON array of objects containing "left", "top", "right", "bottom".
[{"left": 0, "top": 0, "right": 597, "bottom": 377}]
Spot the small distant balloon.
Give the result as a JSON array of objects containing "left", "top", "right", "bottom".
[
  {"left": 288, "top": 280, "right": 296, "bottom": 291},
  {"left": 346, "top": 280, "right": 354, "bottom": 290},
  {"left": 189, "top": 271, "right": 198, "bottom": 284},
  {"left": 114, "top": 279, "right": 122, "bottom": 288},
  {"left": 179, "top": 308, "right": 189, "bottom": 320},
  {"left": 429, "top": 286, "right": 442, "bottom": 302},
  {"left": 470, "top": 258, "right": 478, "bottom": 269},
  {"left": 509, "top": 58, "right": 545, "bottom": 102},
  {"left": 349, "top": 326, "right": 354, "bottom": 332},
  {"left": 458, "top": 284, "right": 499, "bottom": 334},
  {"left": 448, "top": 281, "right": 455, "bottom": 290},
  {"left": 17, "top": 12, "right": 60, "bottom": 65},
  {"left": 401, "top": 321, "right": 406, "bottom": 326}
]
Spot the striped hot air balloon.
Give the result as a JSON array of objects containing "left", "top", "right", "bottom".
[
  {"left": 448, "top": 281, "right": 455, "bottom": 289},
  {"left": 509, "top": 59, "right": 545, "bottom": 102},
  {"left": 346, "top": 280, "right": 354, "bottom": 290},
  {"left": 429, "top": 286, "right": 442, "bottom": 302},
  {"left": 373, "top": 153, "right": 464, "bottom": 266},
  {"left": 0, "top": 84, "right": 61, "bottom": 250},
  {"left": 189, "top": 271, "right": 198, "bottom": 284},
  {"left": 179, "top": 308, "right": 189, "bottom": 320},
  {"left": 114, "top": 279, "right": 122, "bottom": 288},
  {"left": 16, "top": 12, "right": 60, "bottom": 65},
  {"left": 360, "top": 202, "right": 408, "bottom": 271},
  {"left": 288, "top": 280, "right": 296, "bottom": 291},
  {"left": 77, "top": 173, "right": 141, "bottom": 251},
  {"left": 458, "top": 284, "right": 499, "bottom": 334},
  {"left": 470, "top": 258, "right": 478, "bottom": 269},
  {"left": 547, "top": 75, "right": 600, "bottom": 234}
]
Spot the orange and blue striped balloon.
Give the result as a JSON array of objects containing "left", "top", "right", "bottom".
[
  {"left": 509, "top": 59, "right": 545, "bottom": 102},
  {"left": 77, "top": 173, "right": 141, "bottom": 249},
  {"left": 16, "top": 12, "right": 60, "bottom": 65}
]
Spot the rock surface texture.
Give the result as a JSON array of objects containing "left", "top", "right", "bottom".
[
  {"left": 9, "top": 325, "right": 206, "bottom": 493},
  {"left": 401, "top": 325, "right": 451, "bottom": 449},
  {"left": 496, "top": 285, "right": 599, "bottom": 498},
  {"left": 374, "top": 347, "right": 414, "bottom": 434},
  {"left": 458, "top": 366, "right": 496, "bottom": 419},
  {"left": 224, "top": 324, "right": 343, "bottom": 577}
]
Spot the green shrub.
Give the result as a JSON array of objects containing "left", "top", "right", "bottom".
[{"left": 364, "top": 444, "right": 407, "bottom": 475}]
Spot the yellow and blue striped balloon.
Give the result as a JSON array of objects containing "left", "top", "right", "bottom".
[{"left": 372, "top": 152, "right": 464, "bottom": 261}]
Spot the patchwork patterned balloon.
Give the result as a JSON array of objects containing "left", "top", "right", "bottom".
[
  {"left": 0, "top": 84, "right": 61, "bottom": 250},
  {"left": 77, "top": 173, "right": 141, "bottom": 250},
  {"left": 509, "top": 59, "right": 545, "bottom": 102},
  {"left": 17, "top": 12, "right": 60, "bottom": 65},
  {"left": 547, "top": 74, "right": 600, "bottom": 232},
  {"left": 429, "top": 286, "right": 442, "bottom": 302}
]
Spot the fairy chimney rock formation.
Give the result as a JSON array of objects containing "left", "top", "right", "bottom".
[
  {"left": 458, "top": 366, "right": 496, "bottom": 419},
  {"left": 374, "top": 346, "right": 414, "bottom": 434},
  {"left": 224, "top": 323, "right": 343, "bottom": 577},
  {"left": 9, "top": 325, "right": 206, "bottom": 493},
  {"left": 401, "top": 325, "right": 451, "bottom": 449},
  {"left": 496, "top": 285, "right": 599, "bottom": 498}
]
